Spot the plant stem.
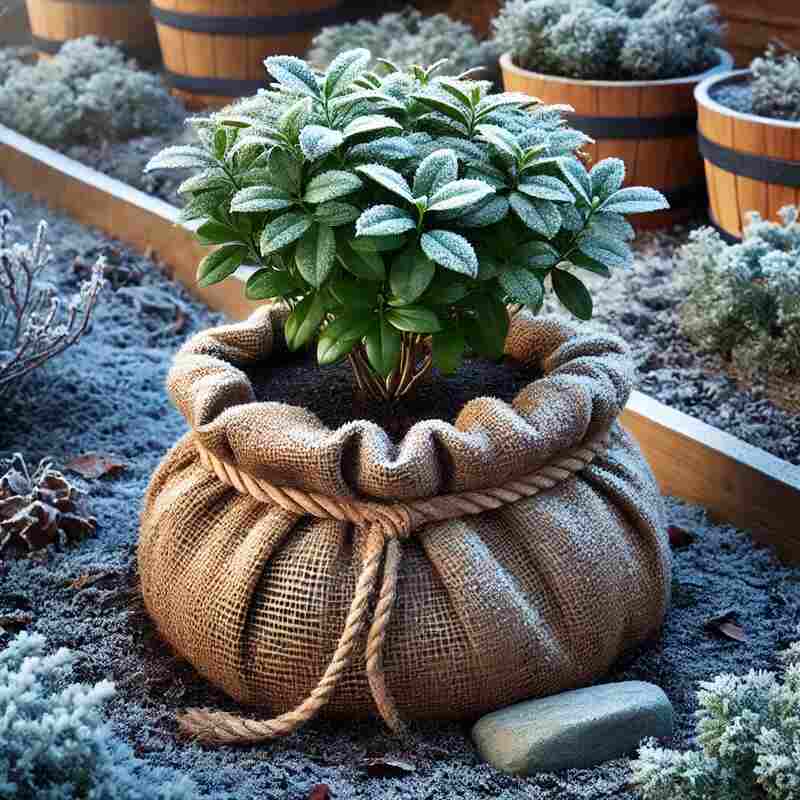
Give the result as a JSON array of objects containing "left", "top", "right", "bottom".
[{"left": 348, "top": 334, "right": 433, "bottom": 403}]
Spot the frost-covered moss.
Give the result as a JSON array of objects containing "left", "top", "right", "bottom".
[
  {"left": 632, "top": 631, "right": 800, "bottom": 800},
  {"left": 678, "top": 207, "right": 800, "bottom": 382},
  {"left": 308, "top": 10, "right": 498, "bottom": 75},
  {"left": 0, "top": 632, "right": 198, "bottom": 800},
  {"left": 0, "top": 37, "right": 182, "bottom": 147},
  {"left": 492, "top": 0, "right": 723, "bottom": 80}
]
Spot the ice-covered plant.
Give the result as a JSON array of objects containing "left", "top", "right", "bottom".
[
  {"left": 492, "top": 0, "right": 723, "bottom": 81},
  {"left": 632, "top": 630, "right": 800, "bottom": 800},
  {"left": 0, "top": 210, "right": 105, "bottom": 396},
  {"left": 751, "top": 45, "right": 800, "bottom": 122},
  {"left": 0, "top": 631, "right": 198, "bottom": 799},
  {"left": 308, "top": 9, "right": 498, "bottom": 75},
  {"left": 0, "top": 36, "right": 183, "bottom": 147},
  {"left": 679, "top": 207, "right": 800, "bottom": 382},
  {"left": 146, "top": 49, "right": 667, "bottom": 401}
]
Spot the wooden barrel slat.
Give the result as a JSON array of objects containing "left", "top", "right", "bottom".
[
  {"left": 500, "top": 51, "right": 733, "bottom": 229},
  {"left": 717, "top": 0, "right": 800, "bottom": 66},
  {"left": 25, "top": 0, "right": 159, "bottom": 61},
  {"left": 152, "top": 0, "right": 360, "bottom": 108},
  {"left": 697, "top": 70, "right": 800, "bottom": 239}
]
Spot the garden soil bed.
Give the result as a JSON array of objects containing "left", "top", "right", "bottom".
[{"left": 2, "top": 181, "right": 800, "bottom": 799}]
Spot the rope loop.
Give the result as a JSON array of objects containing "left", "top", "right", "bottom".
[{"left": 180, "top": 431, "right": 611, "bottom": 745}]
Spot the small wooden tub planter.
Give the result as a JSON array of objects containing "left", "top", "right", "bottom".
[
  {"left": 716, "top": 0, "right": 800, "bottom": 66},
  {"left": 499, "top": 50, "right": 734, "bottom": 228},
  {"left": 151, "top": 0, "right": 362, "bottom": 108},
  {"left": 25, "top": 0, "right": 159, "bottom": 62},
  {"left": 696, "top": 70, "right": 800, "bottom": 241},
  {"left": 0, "top": 121, "right": 799, "bottom": 562}
]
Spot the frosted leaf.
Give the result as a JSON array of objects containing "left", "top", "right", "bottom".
[
  {"left": 230, "top": 185, "right": 295, "bottom": 213},
  {"left": 304, "top": 170, "right": 363, "bottom": 203},
  {"left": 601, "top": 186, "right": 669, "bottom": 214},
  {"left": 355, "top": 205, "right": 416, "bottom": 237},
  {"left": 259, "top": 211, "right": 313, "bottom": 255},
  {"left": 509, "top": 192, "right": 561, "bottom": 238},
  {"left": 420, "top": 230, "right": 478, "bottom": 277},
  {"left": 145, "top": 145, "right": 214, "bottom": 172},
  {"left": 413, "top": 149, "right": 458, "bottom": 198},
  {"left": 264, "top": 55, "right": 321, "bottom": 98},
  {"left": 428, "top": 179, "right": 495, "bottom": 212},
  {"left": 355, "top": 163, "right": 413, "bottom": 202},
  {"left": 343, "top": 114, "right": 403, "bottom": 139},
  {"left": 299, "top": 125, "right": 344, "bottom": 161},
  {"left": 590, "top": 158, "right": 626, "bottom": 199}
]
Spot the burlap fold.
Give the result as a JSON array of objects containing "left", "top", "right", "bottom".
[{"left": 139, "top": 305, "right": 670, "bottom": 735}]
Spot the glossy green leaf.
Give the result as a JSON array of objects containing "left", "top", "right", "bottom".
[
  {"left": 499, "top": 269, "right": 544, "bottom": 311},
  {"left": 259, "top": 211, "right": 313, "bottom": 255},
  {"left": 365, "top": 318, "right": 402, "bottom": 377},
  {"left": 432, "top": 327, "right": 465, "bottom": 374},
  {"left": 552, "top": 269, "right": 593, "bottom": 320},
  {"left": 196, "top": 244, "right": 247, "bottom": 288},
  {"left": 245, "top": 268, "right": 297, "bottom": 299},
  {"left": 389, "top": 246, "right": 436, "bottom": 303},
  {"left": 386, "top": 305, "right": 442, "bottom": 333},
  {"left": 295, "top": 223, "right": 336, "bottom": 287},
  {"left": 284, "top": 292, "right": 326, "bottom": 351}
]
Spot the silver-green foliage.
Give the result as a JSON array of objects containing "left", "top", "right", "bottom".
[
  {"left": 308, "top": 10, "right": 498, "bottom": 75},
  {"left": 0, "top": 37, "right": 182, "bottom": 147},
  {"left": 751, "top": 45, "right": 800, "bottom": 122},
  {"left": 632, "top": 632, "right": 800, "bottom": 800},
  {"left": 0, "top": 632, "right": 198, "bottom": 800},
  {"left": 493, "top": 0, "right": 723, "bottom": 80},
  {"left": 146, "top": 49, "right": 666, "bottom": 393},
  {"left": 679, "top": 207, "right": 800, "bottom": 380}
]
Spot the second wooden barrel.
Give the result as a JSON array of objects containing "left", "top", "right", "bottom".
[
  {"left": 26, "top": 0, "right": 159, "bottom": 62},
  {"left": 151, "top": 0, "right": 363, "bottom": 109}
]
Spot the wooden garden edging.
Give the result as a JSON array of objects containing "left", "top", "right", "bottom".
[{"left": 1, "top": 122, "right": 798, "bottom": 561}]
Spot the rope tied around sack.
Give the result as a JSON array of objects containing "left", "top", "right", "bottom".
[{"left": 179, "top": 431, "right": 610, "bottom": 745}]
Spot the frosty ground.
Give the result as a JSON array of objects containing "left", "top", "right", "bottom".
[{"left": 1, "top": 182, "right": 799, "bottom": 800}]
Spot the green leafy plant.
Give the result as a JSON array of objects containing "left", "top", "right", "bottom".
[
  {"left": 679, "top": 207, "right": 800, "bottom": 382},
  {"left": 308, "top": 9, "right": 498, "bottom": 75},
  {"left": 147, "top": 49, "right": 667, "bottom": 401},
  {"left": 632, "top": 630, "right": 800, "bottom": 800},
  {"left": 492, "top": 0, "right": 723, "bottom": 81}
]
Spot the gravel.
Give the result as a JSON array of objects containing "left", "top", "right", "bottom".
[
  {"left": 711, "top": 82, "right": 755, "bottom": 116},
  {"left": 1, "top": 182, "right": 799, "bottom": 799}
]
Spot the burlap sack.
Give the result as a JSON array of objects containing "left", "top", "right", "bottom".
[{"left": 138, "top": 305, "right": 671, "bottom": 744}]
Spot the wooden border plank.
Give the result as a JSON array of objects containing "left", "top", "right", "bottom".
[
  {"left": 1, "top": 122, "right": 798, "bottom": 558},
  {"left": 0, "top": 124, "right": 259, "bottom": 321}
]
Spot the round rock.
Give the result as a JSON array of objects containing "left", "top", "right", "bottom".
[{"left": 471, "top": 681, "right": 673, "bottom": 776}]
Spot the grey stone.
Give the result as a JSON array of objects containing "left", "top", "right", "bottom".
[{"left": 471, "top": 681, "right": 673, "bottom": 776}]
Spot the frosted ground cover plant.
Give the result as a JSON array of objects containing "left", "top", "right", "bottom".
[
  {"left": 0, "top": 36, "right": 182, "bottom": 147},
  {"left": 492, "top": 0, "right": 723, "bottom": 80},
  {"left": 147, "top": 48, "right": 667, "bottom": 400},
  {"left": 679, "top": 207, "right": 800, "bottom": 383},
  {"left": 632, "top": 630, "right": 800, "bottom": 800},
  {"left": 0, "top": 631, "right": 198, "bottom": 800},
  {"left": 308, "top": 9, "right": 498, "bottom": 75}
]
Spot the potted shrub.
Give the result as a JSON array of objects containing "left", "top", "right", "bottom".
[
  {"left": 141, "top": 50, "right": 672, "bottom": 744},
  {"left": 678, "top": 207, "right": 800, "bottom": 413},
  {"left": 494, "top": 0, "right": 733, "bottom": 227},
  {"left": 696, "top": 45, "right": 800, "bottom": 240},
  {"left": 715, "top": 0, "right": 800, "bottom": 66}
]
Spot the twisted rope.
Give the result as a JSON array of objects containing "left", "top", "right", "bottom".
[{"left": 181, "top": 431, "right": 610, "bottom": 745}]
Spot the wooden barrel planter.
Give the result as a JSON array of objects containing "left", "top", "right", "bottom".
[
  {"left": 150, "top": 0, "right": 363, "bottom": 109},
  {"left": 696, "top": 70, "right": 800, "bottom": 241},
  {"left": 25, "top": 0, "right": 159, "bottom": 63},
  {"left": 716, "top": 0, "right": 800, "bottom": 66},
  {"left": 499, "top": 50, "right": 734, "bottom": 229}
]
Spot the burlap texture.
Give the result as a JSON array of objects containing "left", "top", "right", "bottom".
[{"left": 139, "top": 305, "right": 671, "bottom": 722}]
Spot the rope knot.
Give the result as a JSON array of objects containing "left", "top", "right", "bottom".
[{"left": 365, "top": 502, "right": 414, "bottom": 542}]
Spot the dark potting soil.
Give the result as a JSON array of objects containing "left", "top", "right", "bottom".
[
  {"left": 246, "top": 347, "right": 538, "bottom": 441},
  {"left": 2, "top": 180, "right": 800, "bottom": 800}
]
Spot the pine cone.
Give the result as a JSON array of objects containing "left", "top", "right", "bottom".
[{"left": 0, "top": 454, "right": 96, "bottom": 558}]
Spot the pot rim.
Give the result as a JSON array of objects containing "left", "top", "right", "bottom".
[
  {"left": 499, "top": 48, "right": 733, "bottom": 89},
  {"left": 694, "top": 68, "right": 800, "bottom": 131}
]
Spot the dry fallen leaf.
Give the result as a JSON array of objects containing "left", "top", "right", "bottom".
[
  {"left": 667, "top": 525, "right": 695, "bottom": 549},
  {"left": 705, "top": 611, "right": 748, "bottom": 643},
  {"left": 0, "top": 611, "right": 34, "bottom": 632},
  {"left": 67, "top": 571, "right": 116, "bottom": 591},
  {"left": 308, "top": 785, "right": 330, "bottom": 800},
  {"left": 65, "top": 452, "right": 127, "bottom": 480},
  {"left": 362, "top": 757, "right": 416, "bottom": 778}
]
